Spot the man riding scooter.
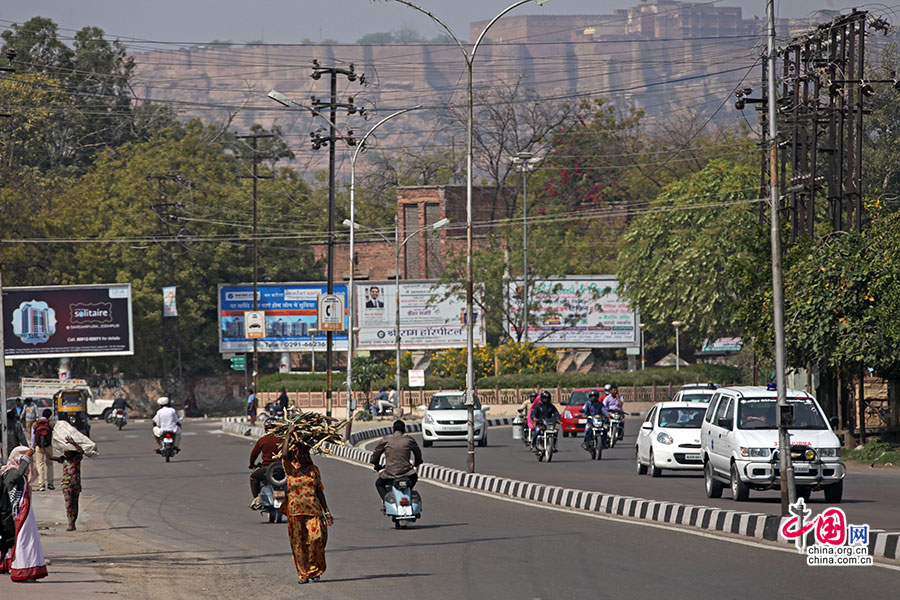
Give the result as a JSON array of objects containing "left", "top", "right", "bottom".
[
  {"left": 248, "top": 420, "right": 282, "bottom": 510},
  {"left": 152, "top": 397, "right": 182, "bottom": 453},
  {"left": 371, "top": 420, "right": 423, "bottom": 503},
  {"left": 581, "top": 389, "right": 609, "bottom": 450}
]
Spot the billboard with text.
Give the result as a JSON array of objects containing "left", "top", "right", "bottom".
[
  {"left": 218, "top": 283, "right": 348, "bottom": 353},
  {"left": 2, "top": 284, "right": 134, "bottom": 359},
  {"left": 356, "top": 281, "right": 485, "bottom": 350},
  {"left": 507, "top": 276, "right": 639, "bottom": 348}
]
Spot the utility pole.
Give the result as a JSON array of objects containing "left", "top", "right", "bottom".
[
  {"left": 765, "top": 0, "right": 796, "bottom": 515},
  {"left": 0, "top": 47, "right": 15, "bottom": 463},
  {"left": 309, "top": 60, "right": 366, "bottom": 417},
  {"left": 237, "top": 133, "right": 275, "bottom": 397},
  {"left": 148, "top": 173, "right": 187, "bottom": 396}
]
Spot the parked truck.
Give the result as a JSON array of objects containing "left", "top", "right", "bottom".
[{"left": 20, "top": 377, "right": 116, "bottom": 421}]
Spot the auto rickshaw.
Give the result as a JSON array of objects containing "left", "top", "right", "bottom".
[{"left": 54, "top": 388, "right": 91, "bottom": 437}]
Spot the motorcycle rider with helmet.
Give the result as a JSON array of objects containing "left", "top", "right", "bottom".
[
  {"left": 248, "top": 420, "right": 281, "bottom": 509},
  {"left": 580, "top": 389, "right": 610, "bottom": 450},
  {"left": 152, "top": 397, "right": 181, "bottom": 452},
  {"left": 530, "top": 391, "right": 560, "bottom": 453}
]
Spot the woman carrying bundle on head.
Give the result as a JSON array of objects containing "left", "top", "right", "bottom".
[
  {"left": 279, "top": 422, "right": 333, "bottom": 584},
  {"left": 0, "top": 446, "right": 48, "bottom": 582}
]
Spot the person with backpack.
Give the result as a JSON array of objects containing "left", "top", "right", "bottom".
[{"left": 31, "top": 409, "right": 55, "bottom": 492}]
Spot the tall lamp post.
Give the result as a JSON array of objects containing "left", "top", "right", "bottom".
[
  {"left": 639, "top": 323, "right": 646, "bottom": 371},
  {"left": 671, "top": 321, "right": 683, "bottom": 372},
  {"left": 510, "top": 151, "right": 540, "bottom": 340},
  {"left": 346, "top": 106, "right": 420, "bottom": 431},
  {"left": 343, "top": 217, "right": 450, "bottom": 408},
  {"left": 390, "top": 0, "right": 552, "bottom": 474}
]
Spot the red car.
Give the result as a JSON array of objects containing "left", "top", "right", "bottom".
[{"left": 560, "top": 388, "right": 605, "bottom": 437}]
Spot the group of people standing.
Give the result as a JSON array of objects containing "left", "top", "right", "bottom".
[{"left": 0, "top": 403, "right": 88, "bottom": 583}]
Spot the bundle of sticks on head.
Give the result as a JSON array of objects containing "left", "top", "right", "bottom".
[{"left": 268, "top": 410, "right": 352, "bottom": 457}]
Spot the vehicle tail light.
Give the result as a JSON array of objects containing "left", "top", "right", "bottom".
[{"left": 399, "top": 498, "right": 410, "bottom": 506}]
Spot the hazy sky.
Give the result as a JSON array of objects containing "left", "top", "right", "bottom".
[{"left": 1, "top": 1, "right": 852, "bottom": 45}]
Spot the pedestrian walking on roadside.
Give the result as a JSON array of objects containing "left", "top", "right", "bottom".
[
  {"left": 55, "top": 436, "right": 85, "bottom": 531},
  {"left": 31, "top": 409, "right": 55, "bottom": 492},
  {"left": 20, "top": 399, "right": 37, "bottom": 444},
  {"left": 247, "top": 387, "right": 258, "bottom": 426},
  {"left": 280, "top": 423, "right": 333, "bottom": 584},
  {"left": 0, "top": 446, "right": 48, "bottom": 581}
]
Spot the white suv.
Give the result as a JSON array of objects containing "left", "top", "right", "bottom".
[{"left": 700, "top": 386, "right": 845, "bottom": 502}]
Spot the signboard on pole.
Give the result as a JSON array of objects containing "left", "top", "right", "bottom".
[
  {"left": 2, "top": 284, "right": 134, "bottom": 359},
  {"left": 506, "top": 276, "right": 639, "bottom": 349},
  {"left": 218, "top": 283, "right": 348, "bottom": 353},
  {"left": 355, "top": 281, "right": 484, "bottom": 350},
  {"left": 318, "top": 294, "right": 344, "bottom": 332},
  {"left": 408, "top": 369, "right": 425, "bottom": 387},
  {"left": 244, "top": 311, "right": 265, "bottom": 338},
  {"left": 162, "top": 286, "right": 178, "bottom": 317},
  {"left": 230, "top": 355, "right": 246, "bottom": 370}
]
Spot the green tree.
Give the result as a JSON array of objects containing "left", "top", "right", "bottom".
[{"left": 617, "top": 159, "right": 761, "bottom": 347}]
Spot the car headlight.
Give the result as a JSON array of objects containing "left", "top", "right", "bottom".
[
  {"left": 474, "top": 412, "right": 484, "bottom": 425},
  {"left": 818, "top": 447, "right": 841, "bottom": 458},
  {"left": 564, "top": 410, "right": 572, "bottom": 419},
  {"left": 740, "top": 447, "right": 772, "bottom": 458},
  {"left": 423, "top": 413, "right": 434, "bottom": 425},
  {"left": 656, "top": 432, "right": 673, "bottom": 445}
]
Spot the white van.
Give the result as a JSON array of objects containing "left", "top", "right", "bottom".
[{"left": 700, "top": 386, "right": 845, "bottom": 502}]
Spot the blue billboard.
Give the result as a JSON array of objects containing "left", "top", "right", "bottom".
[{"left": 218, "top": 283, "right": 348, "bottom": 353}]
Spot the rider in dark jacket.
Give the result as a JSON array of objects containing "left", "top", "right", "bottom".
[
  {"left": 580, "top": 389, "right": 609, "bottom": 448},
  {"left": 530, "top": 391, "right": 560, "bottom": 451}
]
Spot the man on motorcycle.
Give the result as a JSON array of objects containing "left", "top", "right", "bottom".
[
  {"left": 248, "top": 420, "right": 281, "bottom": 509},
  {"left": 530, "top": 391, "right": 560, "bottom": 452},
  {"left": 602, "top": 384, "right": 626, "bottom": 440},
  {"left": 111, "top": 397, "right": 131, "bottom": 419},
  {"left": 152, "top": 397, "right": 181, "bottom": 452},
  {"left": 581, "top": 389, "right": 609, "bottom": 449},
  {"left": 371, "top": 420, "right": 423, "bottom": 501}
]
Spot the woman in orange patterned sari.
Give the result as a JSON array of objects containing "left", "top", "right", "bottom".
[{"left": 279, "top": 424, "right": 333, "bottom": 584}]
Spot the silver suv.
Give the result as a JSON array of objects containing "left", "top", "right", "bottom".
[{"left": 700, "top": 386, "right": 845, "bottom": 502}]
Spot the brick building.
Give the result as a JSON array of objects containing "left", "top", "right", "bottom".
[{"left": 311, "top": 185, "right": 513, "bottom": 281}]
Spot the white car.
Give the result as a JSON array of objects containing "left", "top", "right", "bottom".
[
  {"left": 421, "top": 392, "right": 489, "bottom": 448},
  {"left": 671, "top": 385, "right": 718, "bottom": 404},
  {"left": 700, "top": 386, "right": 845, "bottom": 502},
  {"left": 636, "top": 401, "right": 708, "bottom": 476}
]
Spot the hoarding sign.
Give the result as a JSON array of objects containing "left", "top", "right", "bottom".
[
  {"left": 162, "top": 286, "right": 177, "bottom": 317},
  {"left": 244, "top": 311, "right": 266, "bottom": 338},
  {"left": 355, "top": 281, "right": 485, "bottom": 350},
  {"left": 218, "top": 283, "right": 348, "bottom": 353},
  {"left": 2, "top": 284, "right": 134, "bottom": 359},
  {"left": 408, "top": 369, "right": 425, "bottom": 387},
  {"left": 318, "top": 294, "right": 345, "bottom": 331},
  {"left": 506, "top": 276, "right": 639, "bottom": 348}
]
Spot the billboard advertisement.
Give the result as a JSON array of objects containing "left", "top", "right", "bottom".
[
  {"left": 356, "top": 281, "right": 485, "bottom": 350},
  {"left": 2, "top": 284, "right": 134, "bottom": 359},
  {"left": 507, "top": 276, "right": 639, "bottom": 348},
  {"left": 218, "top": 283, "right": 348, "bottom": 353}
]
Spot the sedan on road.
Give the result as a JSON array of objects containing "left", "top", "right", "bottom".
[
  {"left": 636, "top": 401, "right": 707, "bottom": 477},
  {"left": 671, "top": 383, "right": 719, "bottom": 403},
  {"left": 421, "top": 391, "right": 489, "bottom": 447}
]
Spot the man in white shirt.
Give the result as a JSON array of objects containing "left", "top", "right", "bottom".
[{"left": 152, "top": 397, "right": 182, "bottom": 451}]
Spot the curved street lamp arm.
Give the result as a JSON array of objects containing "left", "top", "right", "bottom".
[
  {"left": 351, "top": 105, "right": 423, "bottom": 167},
  {"left": 471, "top": 0, "right": 535, "bottom": 61},
  {"left": 391, "top": 0, "right": 470, "bottom": 63}
]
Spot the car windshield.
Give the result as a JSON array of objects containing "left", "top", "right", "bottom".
[
  {"left": 737, "top": 397, "right": 827, "bottom": 430},
  {"left": 428, "top": 394, "right": 480, "bottom": 411},
  {"left": 680, "top": 392, "right": 714, "bottom": 403},
  {"left": 567, "top": 391, "right": 597, "bottom": 405},
  {"left": 658, "top": 407, "right": 706, "bottom": 428}
]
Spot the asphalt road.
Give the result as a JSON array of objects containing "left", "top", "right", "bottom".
[
  {"left": 49, "top": 419, "right": 898, "bottom": 599},
  {"left": 408, "top": 420, "right": 900, "bottom": 532}
]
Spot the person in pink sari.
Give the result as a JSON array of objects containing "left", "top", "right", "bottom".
[{"left": 0, "top": 446, "right": 48, "bottom": 582}]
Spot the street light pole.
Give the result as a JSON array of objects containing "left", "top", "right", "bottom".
[
  {"left": 390, "top": 0, "right": 551, "bottom": 475},
  {"left": 639, "top": 323, "right": 645, "bottom": 371},
  {"left": 347, "top": 107, "right": 420, "bottom": 432},
  {"left": 671, "top": 321, "right": 683, "bottom": 372},
  {"left": 511, "top": 151, "right": 540, "bottom": 340}
]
